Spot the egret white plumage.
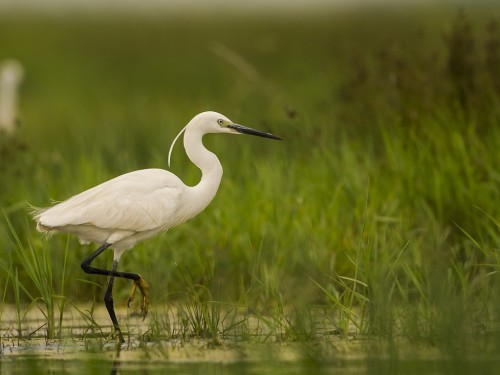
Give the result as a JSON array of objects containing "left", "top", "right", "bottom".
[{"left": 33, "top": 111, "right": 281, "bottom": 343}]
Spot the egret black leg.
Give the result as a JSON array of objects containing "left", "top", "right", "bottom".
[
  {"left": 80, "top": 242, "right": 141, "bottom": 282},
  {"left": 80, "top": 242, "right": 143, "bottom": 343},
  {"left": 105, "top": 261, "right": 124, "bottom": 343}
]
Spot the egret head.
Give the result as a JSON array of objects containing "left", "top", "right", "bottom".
[
  {"left": 192, "top": 111, "right": 234, "bottom": 134},
  {"left": 168, "top": 111, "right": 282, "bottom": 167},
  {"left": 192, "top": 111, "right": 282, "bottom": 140}
]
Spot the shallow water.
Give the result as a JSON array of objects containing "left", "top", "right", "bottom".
[
  {"left": 2, "top": 305, "right": 500, "bottom": 374},
  {"left": 4, "top": 345, "right": 500, "bottom": 375}
]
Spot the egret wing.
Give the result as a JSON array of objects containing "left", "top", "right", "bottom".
[{"left": 36, "top": 169, "right": 185, "bottom": 232}]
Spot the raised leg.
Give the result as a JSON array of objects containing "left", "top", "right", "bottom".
[
  {"left": 81, "top": 242, "right": 141, "bottom": 282},
  {"left": 80, "top": 242, "right": 150, "bottom": 342}
]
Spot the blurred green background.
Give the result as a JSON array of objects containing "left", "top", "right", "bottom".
[{"left": 0, "top": 0, "right": 499, "bottom": 344}]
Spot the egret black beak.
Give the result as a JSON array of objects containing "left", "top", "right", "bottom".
[{"left": 228, "top": 124, "right": 282, "bottom": 140}]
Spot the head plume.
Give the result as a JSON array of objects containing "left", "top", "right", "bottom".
[{"left": 168, "top": 123, "right": 188, "bottom": 168}]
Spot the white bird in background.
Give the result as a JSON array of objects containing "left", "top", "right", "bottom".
[
  {"left": 33, "top": 111, "right": 282, "bottom": 343},
  {"left": 0, "top": 59, "right": 24, "bottom": 134}
]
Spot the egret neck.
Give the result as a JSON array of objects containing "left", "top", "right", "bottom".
[{"left": 183, "top": 123, "right": 223, "bottom": 216}]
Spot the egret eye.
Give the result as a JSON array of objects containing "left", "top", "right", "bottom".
[{"left": 217, "top": 119, "right": 225, "bottom": 126}]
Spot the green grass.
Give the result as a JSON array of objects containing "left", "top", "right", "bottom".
[{"left": 1, "top": 4, "right": 500, "bottom": 359}]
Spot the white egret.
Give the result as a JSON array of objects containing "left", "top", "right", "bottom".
[{"left": 33, "top": 111, "right": 281, "bottom": 343}]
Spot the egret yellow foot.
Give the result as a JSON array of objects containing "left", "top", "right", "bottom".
[{"left": 128, "top": 276, "right": 150, "bottom": 318}]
